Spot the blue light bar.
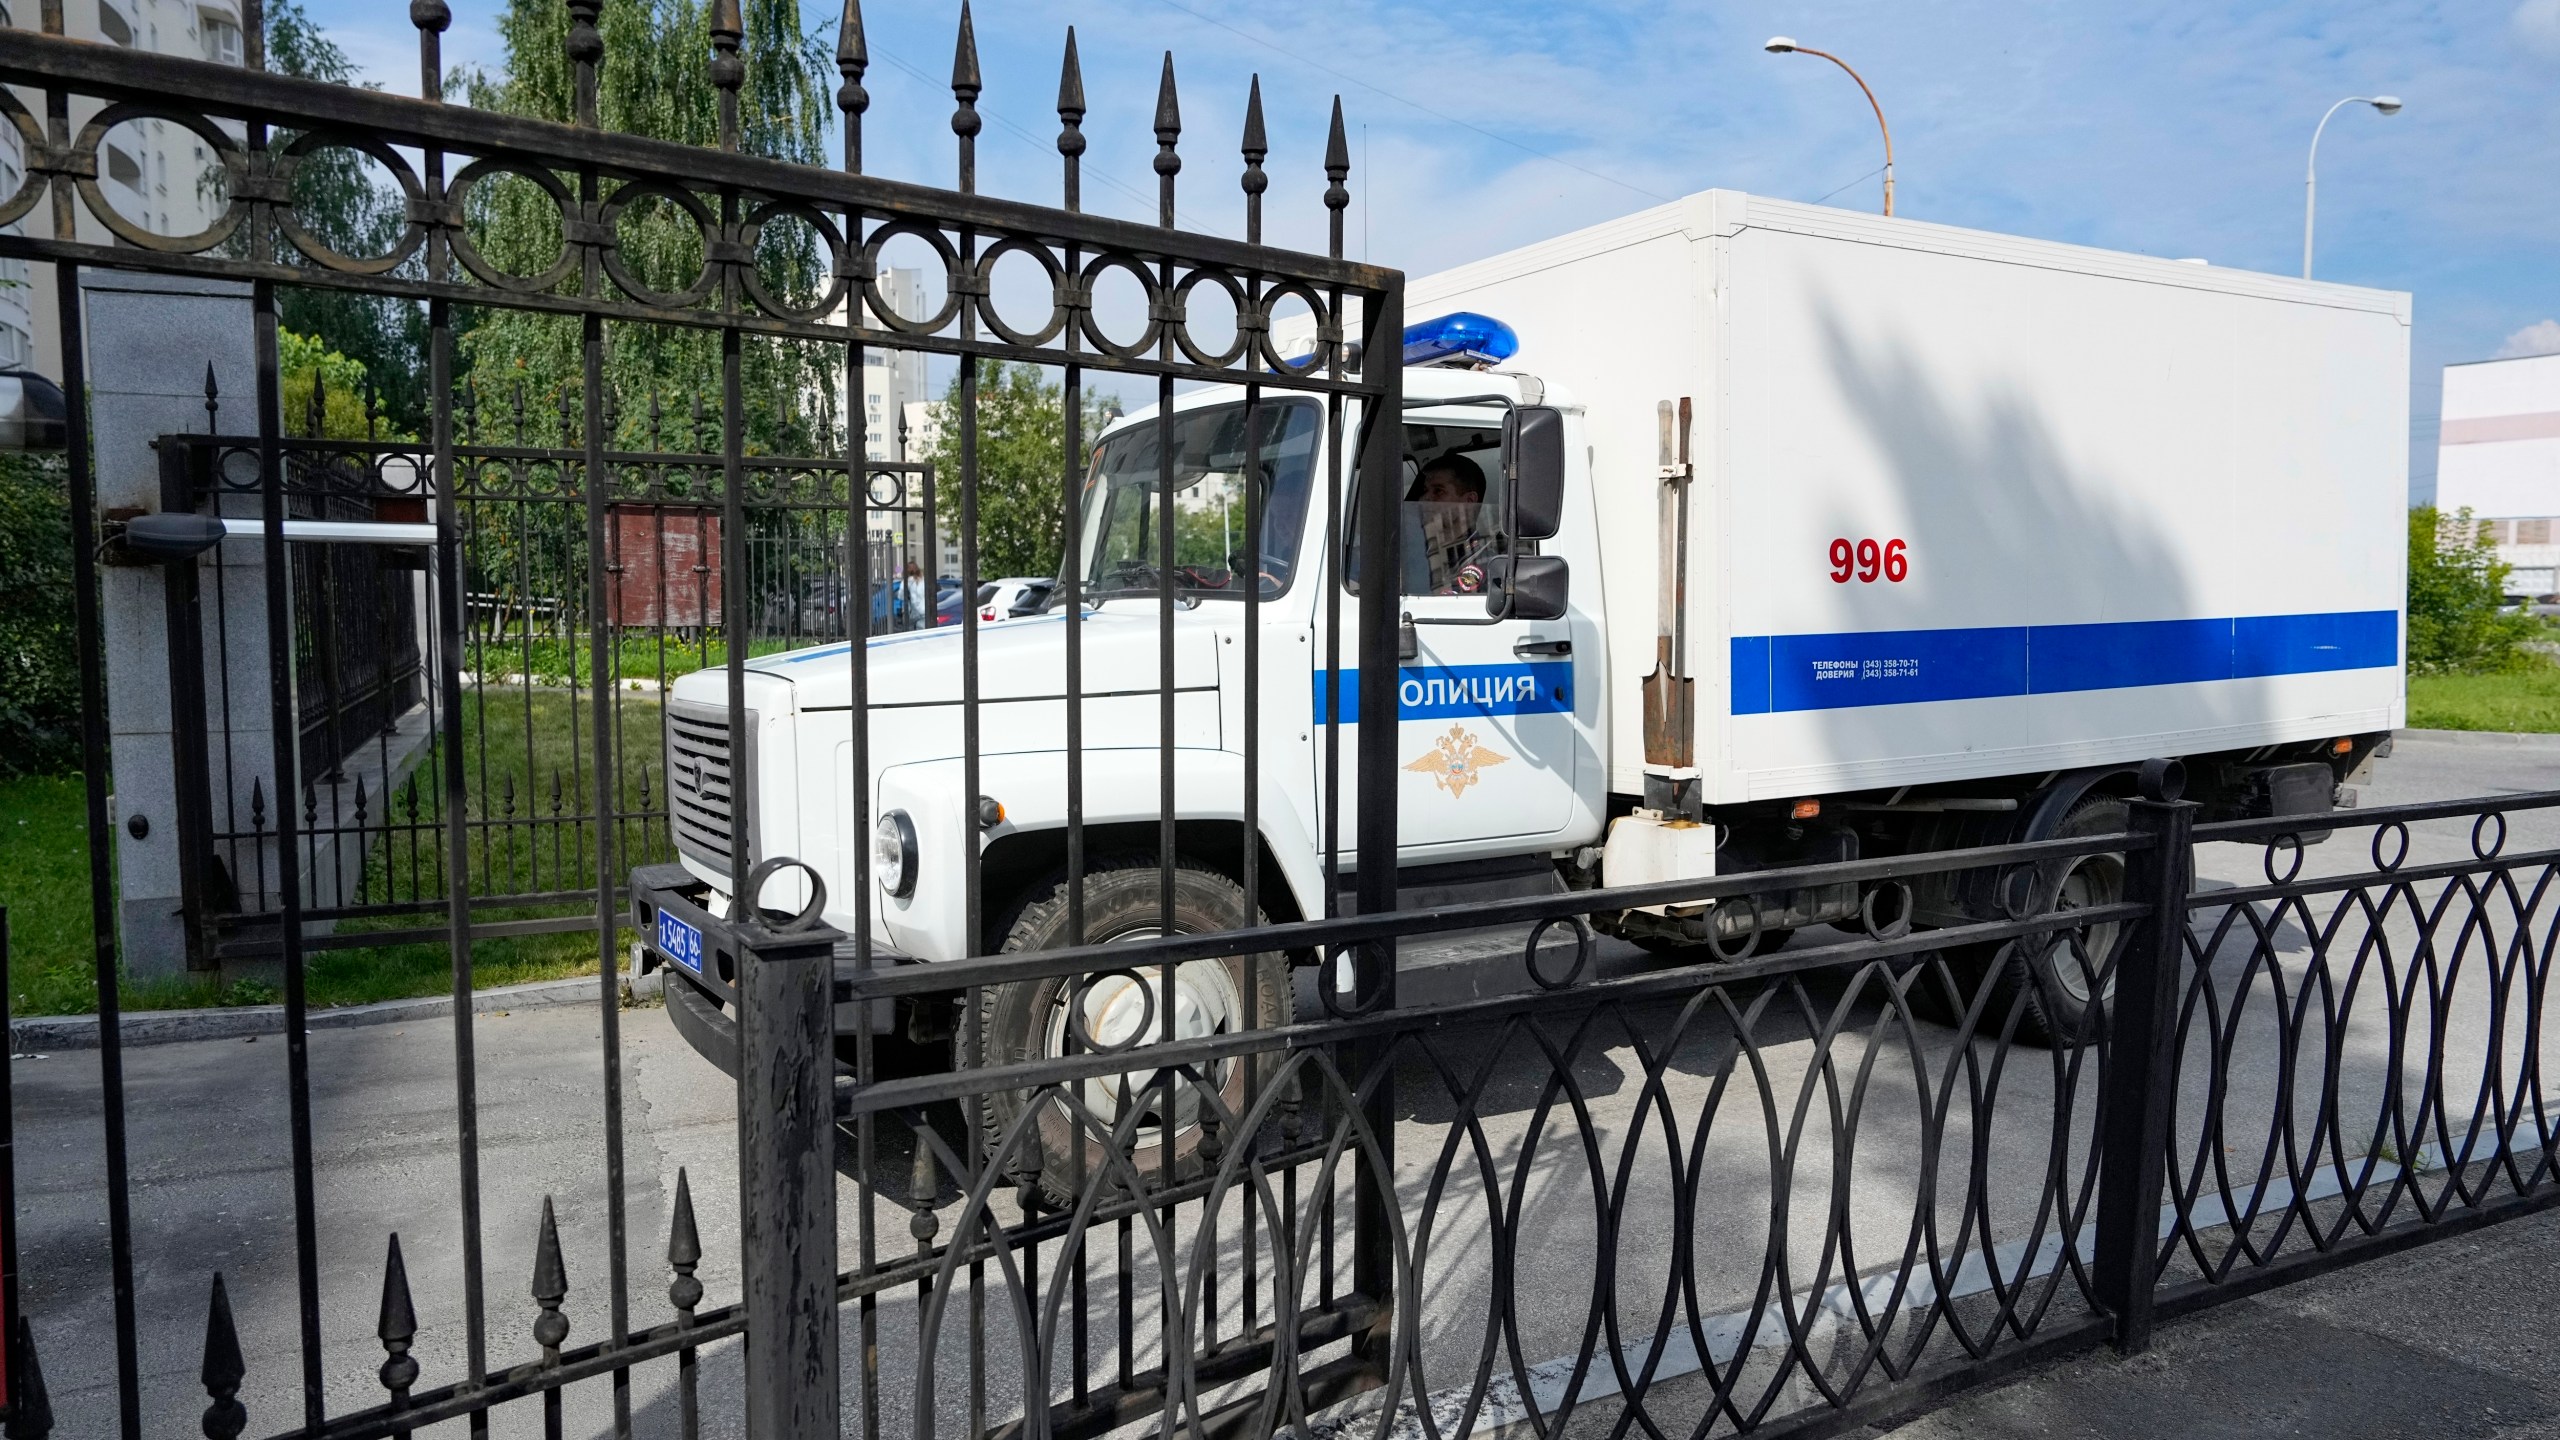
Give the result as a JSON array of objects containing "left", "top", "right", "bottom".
[{"left": 1401, "top": 311, "right": 1518, "bottom": 369}]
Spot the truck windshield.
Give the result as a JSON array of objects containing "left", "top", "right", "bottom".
[{"left": 1077, "top": 399, "right": 1322, "bottom": 602}]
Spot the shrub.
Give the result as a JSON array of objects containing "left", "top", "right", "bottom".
[
  {"left": 0, "top": 454, "right": 79, "bottom": 775},
  {"left": 2407, "top": 505, "right": 2544, "bottom": 675}
]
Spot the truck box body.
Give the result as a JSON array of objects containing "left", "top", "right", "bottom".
[{"left": 1402, "top": 190, "right": 2409, "bottom": 804}]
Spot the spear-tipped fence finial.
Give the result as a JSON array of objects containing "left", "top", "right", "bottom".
[
  {"left": 530, "top": 1196, "right": 570, "bottom": 1361},
  {"left": 710, "top": 0, "right": 745, "bottom": 153},
  {"left": 951, "top": 2, "right": 982, "bottom": 192},
  {"left": 837, "top": 0, "right": 869, "bottom": 173},
  {"left": 1242, "top": 75, "right": 1268, "bottom": 244},
  {"left": 7, "top": 1316, "right": 54, "bottom": 1439},
  {"left": 203, "top": 362, "right": 220, "bottom": 433},
  {"left": 199, "top": 1274, "right": 247, "bottom": 1440},
  {"left": 667, "top": 1168, "right": 704, "bottom": 1315},
  {"left": 1154, "top": 53, "right": 1182, "bottom": 228},
  {"left": 1325, "top": 96, "right": 1351, "bottom": 260},
  {"left": 376, "top": 1235, "right": 419, "bottom": 1404},
  {"left": 1056, "top": 28, "right": 1086, "bottom": 212},
  {"left": 566, "top": 0, "right": 602, "bottom": 127}
]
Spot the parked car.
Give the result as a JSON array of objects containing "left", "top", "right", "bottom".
[
  {"left": 1006, "top": 578, "right": 1058, "bottom": 617},
  {"left": 978, "top": 577, "right": 1052, "bottom": 623}
]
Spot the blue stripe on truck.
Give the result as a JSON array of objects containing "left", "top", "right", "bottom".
[
  {"left": 1729, "top": 609, "right": 2398, "bottom": 715},
  {"left": 1314, "top": 661, "right": 1574, "bottom": 725}
]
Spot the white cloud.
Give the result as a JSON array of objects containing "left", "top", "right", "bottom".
[
  {"left": 2518, "top": 0, "right": 2560, "bottom": 58},
  {"left": 2497, "top": 319, "right": 2560, "bottom": 358}
]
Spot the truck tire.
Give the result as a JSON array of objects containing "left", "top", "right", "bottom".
[
  {"left": 1977, "top": 794, "right": 2129, "bottom": 1047},
  {"left": 974, "top": 856, "right": 1293, "bottom": 1210}
]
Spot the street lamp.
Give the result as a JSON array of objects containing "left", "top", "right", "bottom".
[
  {"left": 1765, "top": 37, "right": 1895, "bottom": 217},
  {"left": 2303, "top": 95, "right": 2402, "bottom": 279}
]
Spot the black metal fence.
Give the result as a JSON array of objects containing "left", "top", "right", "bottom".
[
  {"left": 7, "top": 4, "right": 2551, "bottom": 1440},
  {"left": 157, "top": 416, "right": 939, "bottom": 959}
]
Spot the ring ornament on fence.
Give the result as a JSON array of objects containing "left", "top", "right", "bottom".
[
  {"left": 2371, "top": 820, "right": 2411, "bottom": 873},
  {"left": 1063, "top": 968, "right": 1159, "bottom": 1057},
  {"left": 1522, "top": 913, "right": 1594, "bottom": 990},
  {"left": 2262, "top": 832, "right": 2305, "bottom": 886},
  {"left": 1706, "top": 892, "right": 1764, "bottom": 961},
  {"left": 742, "top": 855, "right": 827, "bottom": 931},
  {"left": 1316, "top": 942, "right": 1390, "bottom": 1019}
]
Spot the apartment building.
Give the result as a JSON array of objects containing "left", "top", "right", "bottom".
[
  {"left": 2437, "top": 351, "right": 2560, "bottom": 599},
  {"left": 1, "top": 0, "right": 249, "bottom": 379}
]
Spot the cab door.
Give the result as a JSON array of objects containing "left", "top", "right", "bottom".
[{"left": 1321, "top": 407, "right": 1582, "bottom": 858}]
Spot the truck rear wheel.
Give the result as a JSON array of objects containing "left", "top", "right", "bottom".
[
  {"left": 974, "top": 857, "right": 1293, "bottom": 1210},
  {"left": 1975, "top": 794, "right": 2128, "bottom": 1047}
]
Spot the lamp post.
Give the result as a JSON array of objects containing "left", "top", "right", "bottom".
[
  {"left": 1765, "top": 37, "right": 1895, "bottom": 217},
  {"left": 2304, "top": 95, "right": 2402, "bottom": 279}
]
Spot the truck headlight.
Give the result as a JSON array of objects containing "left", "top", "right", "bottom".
[{"left": 874, "top": 810, "right": 918, "bottom": 899}]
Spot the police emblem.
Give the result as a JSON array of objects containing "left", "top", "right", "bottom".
[{"left": 1403, "top": 723, "right": 1509, "bottom": 798}]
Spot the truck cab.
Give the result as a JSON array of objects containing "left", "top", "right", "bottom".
[{"left": 659, "top": 347, "right": 1609, "bottom": 964}]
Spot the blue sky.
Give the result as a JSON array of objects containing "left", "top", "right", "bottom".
[{"left": 317, "top": 1, "right": 2560, "bottom": 501}]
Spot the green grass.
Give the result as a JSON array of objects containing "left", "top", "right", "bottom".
[
  {"left": 0, "top": 687, "right": 664, "bottom": 1017},
  {"left": 0, "top": 774, "right": 113, "bottom": 1016},
  {"left": 2407, "top": 668, "right": 2560, "bottom": 733},
  {"left": 466, "top": 630, "right": 814, "bottom": 687}
]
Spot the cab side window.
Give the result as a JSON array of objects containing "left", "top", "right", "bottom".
[{"left": 1347, "top": 420, "right": 1504, "bottom": 596}]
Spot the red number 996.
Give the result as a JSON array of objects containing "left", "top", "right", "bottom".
[{"left": 1829, "top": 537, "right": 1908, "bottom": 584}]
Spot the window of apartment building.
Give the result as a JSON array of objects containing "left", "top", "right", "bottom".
[
  {"left": 98, "top": 0, "right": 135, "bottom": 45},
  {"left": 201, "top": 7, "right": 244, "bottom": 65},
  {"left": 105, "top": 143, "right": 144, "bottom": 193},
  {"left": 0, "top": 321, "right": 29, "bottom": 369},
  {"left": 2520, "top": 519, "right": 2552, "bottom": 546}
]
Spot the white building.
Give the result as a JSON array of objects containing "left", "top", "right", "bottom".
[
  {"left": 2436, "top": 352, "right": 2560, "bottom": 598},
  {"left": 851, "top": 267, "right": 927, "bottom": 462},
  {"left": 1, "top": 0, "right": 250, "bottom": 380}
]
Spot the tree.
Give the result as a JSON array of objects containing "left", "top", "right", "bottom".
[
  {"left": 2407, "top": 505, "right": 2543, "bottom": 675},
  {"left": 459, "top": 0, "right": 833, "bottom": 455},
  {"left": 266, "top": 1, "right": 430, "bottom": 433},
  {"left": 0, "top": 454, "right": 77, "bottom": 775},
  {"left": 924, "top": 363, "right": 1116, "bottom": 579},
  {"left": 280, "top": 330, "right": 397, "bottom": 441}
]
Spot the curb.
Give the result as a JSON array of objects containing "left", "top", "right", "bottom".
[
  {"left": 2397, "top": 727, "right": 2560, "bottom": 750},
  {"left": 9, "top": 971, "right": 659, "bottom": 1053}
]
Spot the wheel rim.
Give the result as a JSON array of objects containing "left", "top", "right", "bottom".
[
  {"left": 2047, "top": 857, "right": 2124, "bottom": 1006},
  {"left": 1042, "top": 928, "right": 1245, "bottom": 1145}
]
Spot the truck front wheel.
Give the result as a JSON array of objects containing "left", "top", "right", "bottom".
[{"left": 974, "top": 857, "right": 1294, "bottom": 1210}]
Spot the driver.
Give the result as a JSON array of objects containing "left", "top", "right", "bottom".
[{"left": 1408, "top": 451, "right": 1494, "bottom": 595}]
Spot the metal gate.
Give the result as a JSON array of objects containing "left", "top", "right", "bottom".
[{"left": 1, "top": 0, "right": 1405, "bottom": 1434}]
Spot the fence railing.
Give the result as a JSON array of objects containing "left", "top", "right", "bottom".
[{"left": 24, "top": 783, "right": 2544, "bottom": 1438}]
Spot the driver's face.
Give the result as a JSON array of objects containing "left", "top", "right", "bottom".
[{"left": 1417, "top": 469, "right": 1480, "bottom": 506}]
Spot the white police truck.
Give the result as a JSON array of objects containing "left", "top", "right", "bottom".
[{"left": 640, "top": 188, "right": 2406, "bottom": 1092}]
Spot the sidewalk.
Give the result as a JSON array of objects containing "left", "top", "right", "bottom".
[{"left": 1872, "top": 1207, "right": 2560, "bottom": 1438}]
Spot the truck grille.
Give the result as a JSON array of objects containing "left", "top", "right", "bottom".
[{"left": 666, "top": 699, "right": 752, "bottom": 876}]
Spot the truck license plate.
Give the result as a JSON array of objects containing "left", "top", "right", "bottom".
[{"left": 656, "top": 909, "right": 705, "bottom": 976}]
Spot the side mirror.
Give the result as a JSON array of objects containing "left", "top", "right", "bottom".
[
  {"left": 1502, "top": 405, "right": 1565, "bottom": 541},
  {"left": 1485, "top": 554, "right": 1568, "bottom": 622}
]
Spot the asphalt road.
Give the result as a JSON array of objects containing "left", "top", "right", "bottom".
[{"left": 12, "top": 730, "right": 2559, "bottom": 1438}]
